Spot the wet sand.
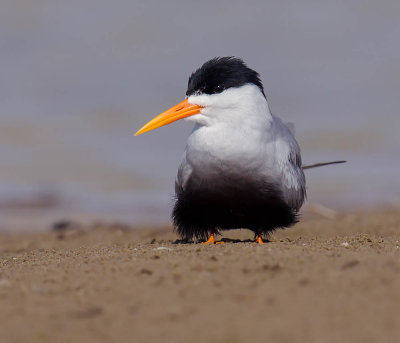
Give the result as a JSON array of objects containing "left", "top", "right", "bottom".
[{"left": 1, "top": 209, "right": 399, "bottom": 343}]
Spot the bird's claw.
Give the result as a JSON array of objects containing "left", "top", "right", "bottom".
[
  {"left": 201, "top": 233, "right": 224, "bottom": 244},
  {"left": 201, "top": 233, "right": 215, "bottom": 244}
]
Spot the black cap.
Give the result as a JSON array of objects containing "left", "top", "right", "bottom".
[{"left": 186, "top": 57, "right": 265, "bottom": 97}]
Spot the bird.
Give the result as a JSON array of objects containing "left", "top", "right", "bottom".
[{"left": 135, "top": 57, "right": 345, "bottom": 244}]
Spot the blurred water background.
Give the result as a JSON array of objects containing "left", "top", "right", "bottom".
[{"left": 1, "top": 0, "right": 399, "bottom": 231}]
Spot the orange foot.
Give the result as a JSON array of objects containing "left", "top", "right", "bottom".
[
  {"left": 256, "top": 235, "right": 264, "bottom": 244},
  {"left": 201, "top": 233, "right": 215, "bottom": 244},
  {"left": 201, "top": 233, "right": 224, "bottom": 245}
]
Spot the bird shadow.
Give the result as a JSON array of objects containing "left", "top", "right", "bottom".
[{"left": 172, "top": 237, "right": 271, "bottom": 245}]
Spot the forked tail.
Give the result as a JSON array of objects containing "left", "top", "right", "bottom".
[{"left": 302, "top": 160, "right": 346, "bottom": 170}]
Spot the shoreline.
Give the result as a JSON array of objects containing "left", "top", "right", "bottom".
[{"left": 1, "top": 202, "right": 399, "bottom": 233}]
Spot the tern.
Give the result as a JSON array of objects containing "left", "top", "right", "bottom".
[{"left": 136, "top": 57, "right": 345, "bottom": 244}]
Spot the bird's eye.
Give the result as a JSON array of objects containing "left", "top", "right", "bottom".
[{"left": 216, "top": 85, "right": 224, "bottom": 91}]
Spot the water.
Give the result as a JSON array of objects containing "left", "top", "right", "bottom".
[{"left": 1, "top": 0, "right": 399, "bottom": 230}]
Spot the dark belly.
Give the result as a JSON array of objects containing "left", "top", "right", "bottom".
[{"left": 172, "top": 173, "right": 298, "bottom": 241}]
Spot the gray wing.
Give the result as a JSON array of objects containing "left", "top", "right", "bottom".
[
  {"left": 272, "top": 116, "right": 306, "bottom": 210},
  {"left": 175, "top": 154, "right": 193, "bottom": 196}
]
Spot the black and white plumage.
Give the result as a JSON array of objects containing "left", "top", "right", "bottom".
[
  {"left": 174, "top": 57, "right": 305, "bottom": 241},
  {"left": 136, "top": 57, "right": 343, "bottom": 243}
]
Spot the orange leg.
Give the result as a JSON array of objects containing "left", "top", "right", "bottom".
[
  {"left": 201, "top": 232, "right": 224, "bottom": 244},
  {"left": 201, "top": 232, "right": 216, "bottom": 244},
  {"left": 256, "top": 234, "right": 264, "bottom": 244}
]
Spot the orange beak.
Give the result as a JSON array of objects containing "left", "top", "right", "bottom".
[{"left": 135, "top": 99, "right": 202, "bottom": 136}]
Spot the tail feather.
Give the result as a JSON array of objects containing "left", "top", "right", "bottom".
[{"left": 302, "top": 160, "right": 346, "bottom": 170}]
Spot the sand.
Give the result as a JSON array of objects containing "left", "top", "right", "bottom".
[{"left": 1, "top": 209, "right": 399, "bottom": 343}]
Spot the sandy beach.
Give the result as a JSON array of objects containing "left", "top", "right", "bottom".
[{"left": 0, "top": 208, "right": 399, "bottom": 343}]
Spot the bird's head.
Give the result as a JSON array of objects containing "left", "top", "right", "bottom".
[{"left": 135, "top": 57, "right": 267, "bottom": 135}]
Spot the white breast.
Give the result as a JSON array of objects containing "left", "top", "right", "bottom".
[
  {"left": 177, "top": 83, "right": 305, "bottom": 209},
  {"left": 178, "top": 85, "right": 273, "bottom": 181}
]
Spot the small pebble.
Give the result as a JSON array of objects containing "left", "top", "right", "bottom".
[
  {"left": 153, "top": 247, "right": 173, "bottom": 251},
  {"left": 140, "top": 269, "right": 153, "bottom": 275},
  {"left": 342, "top": 260, "right": 359, "bottom": 269}
]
